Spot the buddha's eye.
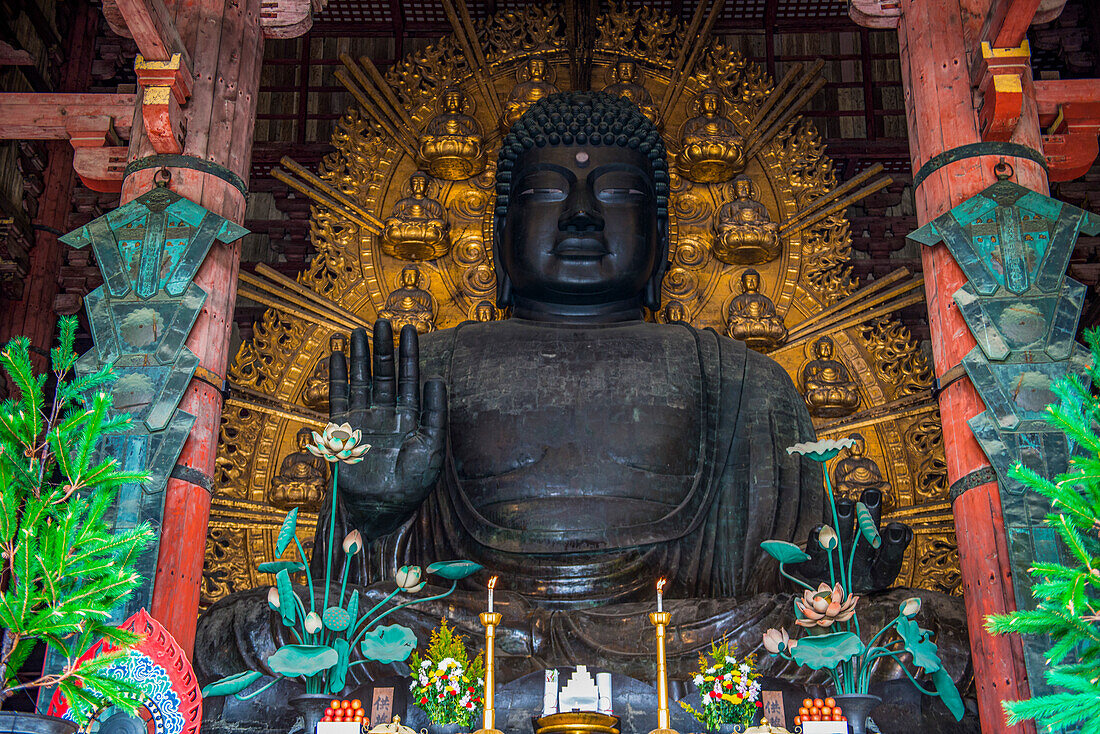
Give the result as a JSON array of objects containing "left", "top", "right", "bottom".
[
  {"left": 517, "top": 187, "right": 566, "bottom": 200},
  {"left": 596, "top": 187, "right": 646, "bottom": 201}
]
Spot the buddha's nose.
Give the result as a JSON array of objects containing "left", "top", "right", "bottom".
[{"left": 559, "top": 184, "right": 604, "bottom": 233}]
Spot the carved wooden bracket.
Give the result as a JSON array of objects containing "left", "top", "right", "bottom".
[
  {"left": 72, "top": 147, "right": 128, "bottom": 193},
  {"left": 847, "top": 0, "right": 900, "bottom": 29},
  {"left": 1035, "top": 78, "right": 1100, "bottom": 182},
  {"left": 136, "top": 53, "right": 191, "bottom": 154},
  {"left": 260, "top": 0, "right": 327, "bottom": 38},
  {"left": 976, "top": 41, "right": 1030, "bottom": 142}
]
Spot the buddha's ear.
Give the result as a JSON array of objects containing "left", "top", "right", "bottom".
[
  {"left": 493, "top": 210, "right": 514, "bottom": 308},
  {"left": 644, "top": 216, "right": 670, "bottom": 312}
]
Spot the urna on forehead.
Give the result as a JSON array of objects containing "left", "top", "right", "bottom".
[{"left": 493, "top": 91, "right": 670, "bottom": 218}]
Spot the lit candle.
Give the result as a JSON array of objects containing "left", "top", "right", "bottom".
[
  {"left": 488, "top": 576, "right": 498, "bottom": 613},
  {"left": 656, "top": 577, "right": 666, "bottom": 612}
]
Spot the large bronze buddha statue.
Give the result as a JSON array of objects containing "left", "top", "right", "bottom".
[{"left": 197, "top": 93, "right": 967, "bottom": 705}]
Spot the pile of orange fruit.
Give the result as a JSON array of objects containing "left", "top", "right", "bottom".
[
  {"left": 321, "top": 699, "right": 366, "bottom": 724},
  {"left": 793, "top": 697, "right": 846, "bottom": 726}
]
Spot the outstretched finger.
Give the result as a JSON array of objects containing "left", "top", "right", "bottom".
[
  {"left": 858, "top": 488, "right": 884, "bottom": 527},
  {"left": 398, "top": 325, "right": 420, "bottom": 412},
  {"left": 373, "top": 319, "right": 396, "bottom": 407},
  {"left": 418, "top": 378, "right": 447, "bottom": 444},
  {"left": 871, "top": 522, "right": 913, "bottom": 590},
  {"left": 349, "top": 328, "right": 371, "bottom": 411},
  {"left": 329, "top": 341, "right": 350, "bottom": 417}
]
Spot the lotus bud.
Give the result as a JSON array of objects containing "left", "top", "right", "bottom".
[
  {"left": 900, "top": 596, "right": 922, "bottom": 618},
  {"left": 304, "top": 611, "right": 323, "bottom": 634},
  {"left": 396, "top": 565, "right": 423, "bottom": 590},
  {"left": 267, "top": 587, "right": 281, "bottom": 610},
  {"left": 343, "top": 529, "right": 363, "bottom": 555},
  {"left": 818, "top": 524, "right": 838, "bottom": 551},
  {"left": 762, "top": 628, "right": 790, "bottom": 654}
]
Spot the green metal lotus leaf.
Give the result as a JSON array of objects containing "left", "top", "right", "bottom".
[
  {"left": 760, "top": 540, "right": 811, "bottom": 565},
  {"left": 276, "top": 508, "right": 299, "bottom": 556},
  {"left": 789, "top": 631, "right": 864, "bottom": 670},
  {"left": 323, "top": 606, "right": 351, "bottom": 632},
  {"left": 855, "top": 502, "right": 882, "bottom": 549},
  {"left": 258, "top": 560, "right": 306, "bottom": 574},
  {"left": 932, "top": 666, "right": 964, "bottom": 721},
  {"left": 275, "top": 569, "right": 298, "bottom": 627},
  {"left": 347, "top": 590, "right": 359, "bottom": 629},
  {"left": 360, "top": 624, "right": 417, "bottom": 664},
  {"left": 328, "top": 638, "right": 350, "bottom": 695},
  {"left": 267, "top": 644, "right": 339, "bottom": 677},
  {"left": 201, "top": 670, "right": 262, "bottom": 697},
  {"left": 426, "top": 560, "right": 484, "bottom": 580},
  {"left": 896, "top": 617, "right": 942, "bottom": 673}
]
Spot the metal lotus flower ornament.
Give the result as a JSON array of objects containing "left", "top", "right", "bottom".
[
  {"left": 759, "top": 441, "right": 964, "bottom": 720},
  {"left": 201, "top": 421, "right": 484, "bottom": 700}
]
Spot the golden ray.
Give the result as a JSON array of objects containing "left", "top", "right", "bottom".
[
  {"left": 658, "top": 0, "right": 726, "bottom": 122},
  {"left": 271, "top": 159, "right": 383, "bottom": 235},
  {"left": 780, "top": 167, "right": 894, "bottom": 239},
  {"left": 814, "top": 397, "right": 938, "bottom": 436},
  {"left": 223, "top": 396, "right": 329, "bottom": 430},
  {"left": 441, "top": 0, "right": 503, "bottom": 122},
  {"left": 743, "top": 60, "right": 826, "bottom": 159},
  {"left": 254, "top": 263, "right": 372, "bottom": 331},
  {"left": 335, "top": 59, "right": 420, "bottom": 160},
  {"left": 786, "top": 267, "right": 912, "bottom": 338}
]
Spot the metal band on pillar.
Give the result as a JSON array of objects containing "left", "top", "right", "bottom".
[{"left": 913, "top": 142, "right": 1048, "bottom": 189}]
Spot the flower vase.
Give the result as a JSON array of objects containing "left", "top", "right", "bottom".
[
  {"left": 292, "top": 693, "right": 334, "bottom": 734},
  {"left": 833, "top": 694, "right": 880, "bottom": 734}
]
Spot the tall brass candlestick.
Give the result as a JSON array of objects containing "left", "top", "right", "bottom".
[
  {"left": 648, "top": 611, "right": 679, "bottom": 734},
  {"left": 474, "top": 611, "right": 504, "bottom": 734}
]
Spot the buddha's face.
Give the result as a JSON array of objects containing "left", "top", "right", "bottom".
[
  {"left": 501, "top": 143, "right": 658, "bottom": 307},
  {"left": 410, "top": 174, "right": 428, "bottom": 197},
  {"left": 701, "top": 93, "right": 721, "bottom": 116},
  {"left": 666, "top": 302, "right": 686, "bottom": 322},
  {"left": 475, "top": 303, "right": 494, "bottom": 321},
  {"left": 297, "top": 430, "right": 311, "bottom": 451},
  {"left": 616, "top": 61, "right": 636, "bottom": 83},
  {"left": 735, "top": 177, "right": 752, "bottom": 198},
  {"left": 443, "top": 91, "right": 464, "bottom": 113},
  {"left": 401, "top": 267, "right": 419, "bottom": 288},
  {"left": 815, "top": 338, "right": 834, "bottom": 359},
  {"left": 529, "top": 58, "right": 548, "bottom": 80},
  {"left": 849, "top": 434, "right": 866, "bottom": 456},
  {"left": 742, "top": 270, "right": 760, "bottom": 293},
  {"left": 330, "top": 335, "right": 347, "bottom": 353}
]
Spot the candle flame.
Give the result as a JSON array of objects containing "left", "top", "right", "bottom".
[
  {"left": 488, "top": 576, "right": 498, "bottom": 590},
  {"left": 657, "top": 578, "right": 666, "bottom": 592}
]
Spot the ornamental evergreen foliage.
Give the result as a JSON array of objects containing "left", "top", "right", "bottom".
[
  {"left": 986, "top": 329, "right": 1100, "bottom": 734},
  {"left": 408, "top": 620, "right": 485, "bottom": 726},
  {"left": 0, "top": 317, "right": 155, "bottom": 722}
]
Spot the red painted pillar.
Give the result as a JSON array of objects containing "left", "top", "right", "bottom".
[
  {"left": 897, "top": 0, "right": 1044, "bottom": 731},
  {"left": 118, "top": 0, "right": 264, "bottom": 656}
]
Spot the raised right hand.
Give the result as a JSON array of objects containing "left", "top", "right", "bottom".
[{"left": 328, "top": 321, "right": 447, "bottom": 539}]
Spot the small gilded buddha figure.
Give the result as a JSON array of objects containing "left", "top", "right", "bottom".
[
  {"left": 676, "top": 88, "right": 745, "bottom": 183},
  {"left": 602, "top": 59, "right": 658, "bottom": 125},
  {"left": 800, "top": 335, "right": 861, "bottom": 418},
  {"left": 833, "top": 432, "right": 893, "bottom": 504},
  {"left": 417, "top": 88, "right": 487, "bottom": 181},
  {"left": 660, "top": 299, "right": 688, "bottom": 324},
  {"left": 268, "top": 427, "right": 328, "bottom": 510},
  {"left": 725, "top": 269, "right": 787, "bottom": 350},
  {"left": 713, "top": 175, "right": 781, "bottom": 265},
  {"left": 302, "top": 334, "right": 346, "bottom": 411},
  {"left": 472, "top": 300, "right": 497, "bottom": 322},
  {"left": 381, "top": 172, "right": 450, "bottom": 261},
  {"left": 501, "top": 56, "right": 559, "bottom": 131},
  {"left": 379, "top": 265, "right": 435, "bottom": 334}
]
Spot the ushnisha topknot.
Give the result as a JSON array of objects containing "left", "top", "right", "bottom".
[{"left": 493, "top": 91, "right": 670, "bottom": 226}]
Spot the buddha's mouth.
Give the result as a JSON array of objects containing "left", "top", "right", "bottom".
[{"left": 552, "top": 237, "right": 608, "bottom": 259}]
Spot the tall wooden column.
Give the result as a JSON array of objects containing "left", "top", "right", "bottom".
[
  {"left": 118, "top": 0, "right": 264, "bottom": 656},
  {"left": 893, "top": 1, "right": 1043, "bottom": 731}
]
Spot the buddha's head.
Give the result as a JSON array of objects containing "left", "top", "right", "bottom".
[
  {"left": 442, "top": 88, "right": 465, "bottom": 114},
  {"left": 474, "top": 300, "right": 495, "bottom": 321},
  {"left": 527, "top": 57, "right": 549, "bottom": 81},
  {"left": 664, "top": 300, "right": 687, "bottom": 323},
  {"left": 296, "top": 426, "right": 313, "bottom": 451},
  {"left": 741, "top": 268, "right": 761, "bottom": 293},
  {"left": 614, "top": 60, "right": 638, "bottom": 84},
  {"left": 848, "top": 432, "right": 866, "bottom": 457},
  {"left": 733, "top": 175, "right": 753, "bottom": 199},
  {"left": 699, "top": 90, "right": 723, "bottom": 117},
  {"left": 330, "top": 334, "right": 347, "bottom": 354},
  {"left": 493, "top": 91, "right": 670, "bottom": 320},
  {"left": 400, "top": 265, "right": 421, "bottom": 288},
  {"left": 813, "top": 335, "right": 835, "bottom": 359},
  {"left": 409, "top": 172, "right": 429, "bottom": 198}
]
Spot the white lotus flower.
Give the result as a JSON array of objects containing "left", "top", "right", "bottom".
[
  {"left": 396, "top": 565, "right": 423, "bottom": 590},
  {"left": 304, "top": 611, "right": 323, "bottom": 634},
  {"left": 307, "top": 422, "right": 371, "bottom": 464},
  {"left": 762, "top": 628, "right": 792, "bottom": 654},
  {"left": 900, "top": 596, "right": 922, "bottom": 618},
  {"left": 786, "top": 438, "right": 857, "bottom": 462},
  {"left": 818, "top": 524, "right": 839, "bottom": 550},
  {"left": 267, "top": 587, "right": 281, "bottom": 609},
  {"left": 343, "top": 529, "right": 364, "bottom": 555}
]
